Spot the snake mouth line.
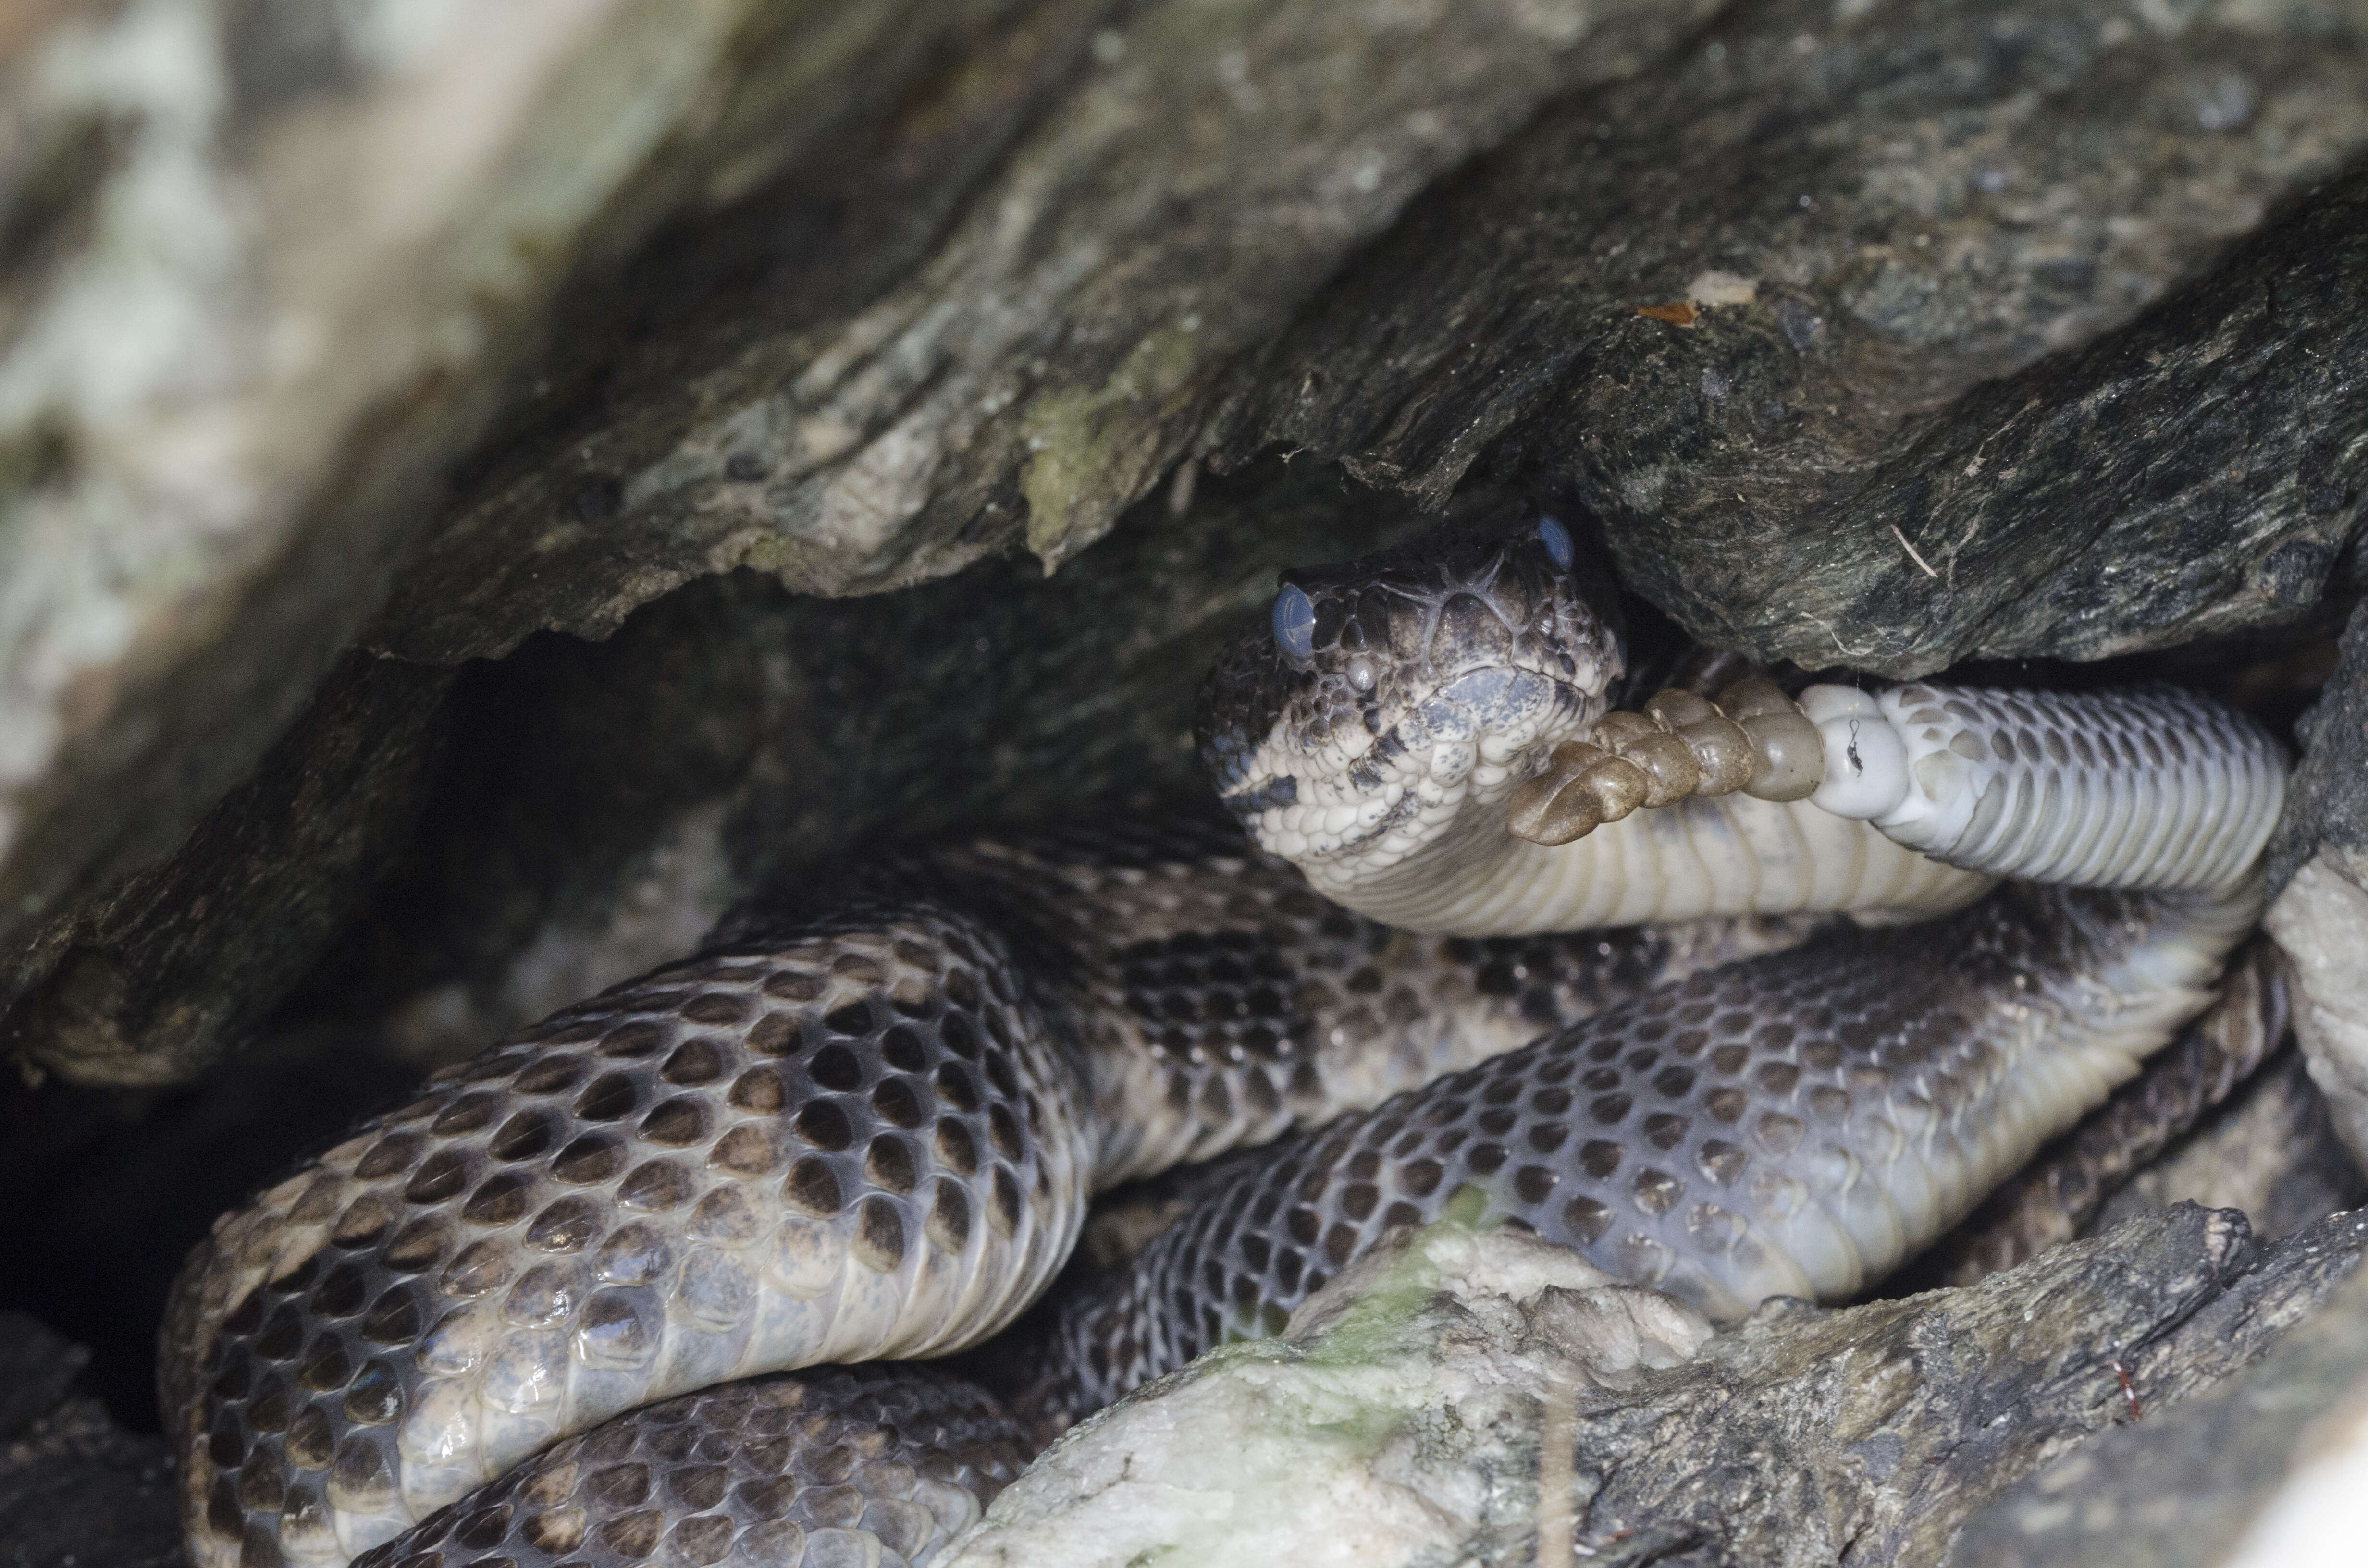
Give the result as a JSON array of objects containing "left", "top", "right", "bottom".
[{"left": 1301, "top": 665, "right": 1596, "bottom": 860}]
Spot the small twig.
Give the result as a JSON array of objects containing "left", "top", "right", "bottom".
[
  {"left": 1537, "top": 1377, "right": 1581, "bottom": 1568},
  {"left": 1888, "top": 521, "right": 1940, "bottom": 578}
]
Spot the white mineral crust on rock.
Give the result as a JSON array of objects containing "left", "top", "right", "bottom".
[{"left": 941, "top": 1221, "right": 1714, "bottom": 1568}]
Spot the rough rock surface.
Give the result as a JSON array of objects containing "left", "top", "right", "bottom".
[
  {"left": 948, "top": 1206, "right": 2364, "bottom": 1568},
  {"left": 944, "top": 1222, "right": 1716, "bottom": 1568},
  {"left": 0, "top": 0, "right": 1128, "bottom": 1083},
  {"left": 370, "top": 0, "right": 1722, "bottom": 666},
  {"left": 1223, "top": 0, "right": 2368, "bottom": 675},
  {"left": 1951, "top": 1214, "right": 2368, "bottom": 1568},
  {"left": 2267, "top": 597, "right": 2368, "bottom": 1157},
  {"left": 0, "top": 1313, "right": 176, "bottom": 1568}
]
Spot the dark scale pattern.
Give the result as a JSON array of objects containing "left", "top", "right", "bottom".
[
  {"left": 169, "top": 902, "right": 1093, "bottom": 1568},
  {"left": 168, "top": 821, "right": 1832, "bottom": 1568},
  {"left": 1040, "top": 883, "right": 2235, "bottom": 1418},
  {"left": 918, "top": 823, "right": 1830, "bottom": 1184},
  {"left": 351, "top": 1364, "right": 1029, "bottom": 1568}
]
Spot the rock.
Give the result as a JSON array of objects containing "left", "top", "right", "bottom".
[
  {"left": 0, "top": 1313, "right": 177, "bottom": 1568},
  {"left": 1221, "top": 0, "right": 2368, "bottom": 675},
  {"left": 2267, "top": 599, "right": 2368, "bottom": 1158},
  {"left": 0, "top": 0, "right": 1124, "bottom": 1082},
  {"left": 0, "top": 657, "right": 451, "bottom": 1084},
  {"left": 368, "top": 0, "right": 1723, "bottom": 666},
  {"left": 941, "top": 1222, "right": 1716, "bottom": 1568},
  {"left": 1950, "top": 1213, "right": 2368, "bottom": 1568},
  {"left": 953, "top": 1206, "right": 2366, "bottom": 1568}
]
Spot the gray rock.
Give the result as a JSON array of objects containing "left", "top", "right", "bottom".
[
  {"left": 0, "top": 656, "right": 451, "bottom": 1083},
  {"left": 368, "top": 0, "right": 1722, "bottom": 667},
  {"left": 2267, "top": 599, "right": 2368, "bottom": 1157},
  {"left": 1951, "top": 1214, "right": 2368, "bottom": 1568},
  {"left": 943, "top": 1222, "right": 1717, "bottom": 1568},
  {"left": 1222, "top": 0, "right": 2368, "bottom": 675},
  {"left": 950, "top": 1206, "right": 2366, "bottom": 1568},
  {"left": 0, "top": 0, "right": 1111, "bottom": 1081}
]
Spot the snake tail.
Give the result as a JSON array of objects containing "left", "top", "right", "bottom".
[{"left": 1801, "top": 683, "right": 2284, "bottom": 891}]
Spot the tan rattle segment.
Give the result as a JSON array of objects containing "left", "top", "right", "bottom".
[{"left": 1507, "top": 675, "right": 1826, "bottom": 846}]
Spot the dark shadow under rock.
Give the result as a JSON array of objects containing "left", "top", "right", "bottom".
[
  {"left": 0, "top": 1033, "right": 420, "bottom": 1429},
  {"left": 0, "top": 1314, "right": 177, "bottom": 1568},
  {"left": 309, "top": 464, "right": 1448, "bottom": 1068}
]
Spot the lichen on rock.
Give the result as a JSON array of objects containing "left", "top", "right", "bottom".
[{"left": 944, "top": 1219, "right": 1713, "bottom": 1568}]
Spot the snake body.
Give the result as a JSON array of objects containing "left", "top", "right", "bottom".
[{"left": 165, "top": 513, "right": 2286, "bottom": 1568}]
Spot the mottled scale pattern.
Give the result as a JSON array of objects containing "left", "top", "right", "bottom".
[
  {"left": 167, "top": 905, "right": 1094, "bottom": 1568},
  {"left": 353, "top": 1364, "right": 1027, "bottom": 1568},
  {"left": 1040, "top": 880, "right": 2258, "bottom": 1418},
  {"left": 908, "top": 821, "right": 1831, "bottom": 1182},
  {"left": 168, "top": 826, "right": 1814, "bottom": 1568}
]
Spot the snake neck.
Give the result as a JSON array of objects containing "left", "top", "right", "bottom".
[
  {"left": 907, "top": 825, "right": 1834, "bottom": 1188},
  {"left": 1297, "top": 787, "right": 1997, "bottom": 934}
]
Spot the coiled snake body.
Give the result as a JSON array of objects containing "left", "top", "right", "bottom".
[{"left": 164, "top": 515, "right": 2286, "bottom": 1568}]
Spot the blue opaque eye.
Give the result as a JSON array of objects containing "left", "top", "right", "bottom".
[
  {"left": 1272, "top": 584, "right": 1315, "bottom": 664},
  {"left": 1536, "top": 514, "right": 1575, "bottom": 570}
]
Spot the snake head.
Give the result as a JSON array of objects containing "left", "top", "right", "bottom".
[{"left": 1196, "top": 503, "right": 1622, "bottom": 876}]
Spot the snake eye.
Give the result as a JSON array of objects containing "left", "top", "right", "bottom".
[
  {"left": 1272, "top": 584, "right": 1315, "bottom": 664},
  {"left": 1536, "top": 515, "right": 1575, "bottom": 570}
]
